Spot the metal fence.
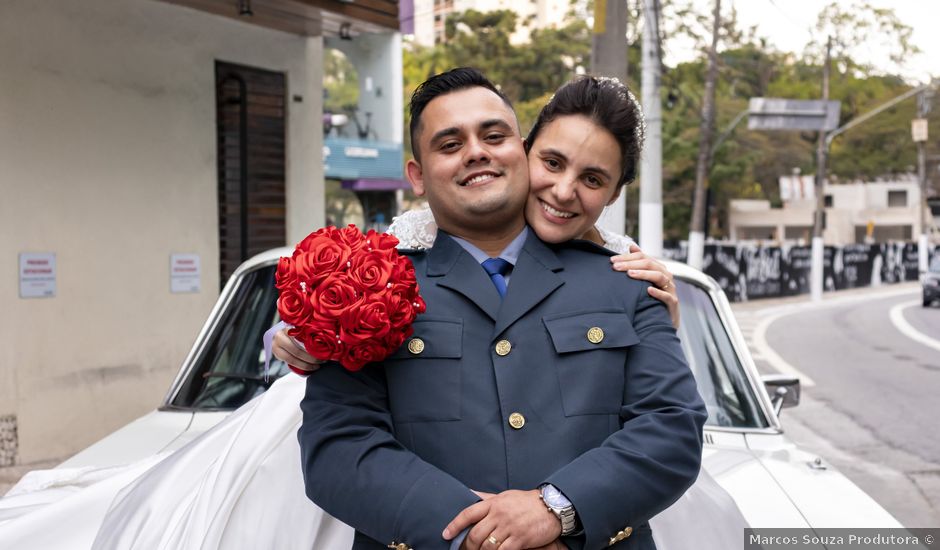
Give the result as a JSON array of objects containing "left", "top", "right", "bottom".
[{"left": 663, "top": 243, "right": 940, "bottom": 302}]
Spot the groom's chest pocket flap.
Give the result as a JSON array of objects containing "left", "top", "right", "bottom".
[
  {"left": 385, "top": 317, "right": 463, "bottom": 423},
  {"left": 542, "top": 309, "right": 639, "bottom": 416}
]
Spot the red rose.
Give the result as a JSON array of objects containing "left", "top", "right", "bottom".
[
  {"left": 341, "top": 342, "right": 387, "bottom": 371},
  {"left": 339, "top": 300, "right": 391, "bottom": 344},
  {"left": 390, "top": 256, "right": 418, "bottom": 289},
  {"left": 294, "top": 241, "right": 352, "bottom": 285},
  {"left": 364, "top": 229, "right": 399, "bottom": 251},
  {"left": 312, "top": 274, "right": 360, "bottom": 318},
  {"left": 277, "top": 288, "right": 313, "bottom": 326},
  {"left": 385, "top": 292, "right": 419, "bottom": 329},
  {"left": 336, "top": 224, "right": 368, "bottom": 253},
  {"left": 348, "top": 250, "right": 395, "bottom": 293},
  {"left": 383, "top": 326, "right": 411, "bottom": 352},
  {"left": 275, "top": 257, "right": 299, "bottom": 291},
  {"left": 303, "top": 329, "right": 345, "bottom": 362}
]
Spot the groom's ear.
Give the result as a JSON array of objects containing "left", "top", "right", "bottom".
[{"left": 406, "top": 159, "right": 426, "bottom": 197}]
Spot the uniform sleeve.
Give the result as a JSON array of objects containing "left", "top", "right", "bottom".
[
  {"left": 298, "top": 362, "right": 480, "bottom": 550},
  {"left": 544, "top": 286, "right": 707, "bottom": 550}
]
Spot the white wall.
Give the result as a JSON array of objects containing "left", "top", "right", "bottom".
[
  {"left": 0, "top": 0, "right": 324, "bottom": 462},
  {"left": 328, "top": 32, "right": 404, "bottom": 144}
]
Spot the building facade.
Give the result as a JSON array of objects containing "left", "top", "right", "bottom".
[
  {"left": 729, "top": 178, "right": 931, "bottom": 245},
  {"left": 409, "top": 0, "right": 573, "bottom": 46},
  {"left": 1, "top": 0, "right": 401, "bottom": 464}
]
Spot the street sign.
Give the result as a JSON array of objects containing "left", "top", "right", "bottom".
[
  {"left": 912, "top": 118, "right": 928, "bottom": 142},
  {"left": 748, "top": 98, "right": 841, "bottom": 131}
]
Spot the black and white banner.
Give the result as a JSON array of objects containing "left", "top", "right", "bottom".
[{"left": 664, "top": 243, "right": 939, "bottom": 302}]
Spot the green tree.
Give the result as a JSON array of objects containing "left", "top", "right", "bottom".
[{"left": 323, "top": 49, "right": 359, "bottom": 113}]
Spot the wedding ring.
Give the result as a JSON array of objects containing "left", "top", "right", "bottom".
[{"left": 487, "top": 535, "right": 500, "bottom": 547}]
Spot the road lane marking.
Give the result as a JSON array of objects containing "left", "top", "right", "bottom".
[
  {"left": 739, "top": 284, "right": 921, "bottom": 389},
  {"left": 889, "top": 300, "right": 940, "bottom": 354},
  {"left": 751, "top": 311, "right": 817, "bottom": 387}
]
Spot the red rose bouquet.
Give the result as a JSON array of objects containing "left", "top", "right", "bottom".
[{"left": 275, "top": 225, "right": 426, "bottom": 371}]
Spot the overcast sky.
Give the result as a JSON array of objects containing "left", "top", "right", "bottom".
[{"left": 670, "top": 0, "right": 937, "bottom": 83}]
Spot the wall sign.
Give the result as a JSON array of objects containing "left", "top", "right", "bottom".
[
  {"left": 19, "top": 253, "right": 56, "bottom": 298},
  {"left": 170, "top": 254, "right": 201, "bottom": 293}
]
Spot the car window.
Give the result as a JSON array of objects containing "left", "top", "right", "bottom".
[
  {"left": 169, "top": 265, "right": 289, "bottom": 410},
  {"left": 930, "top": 258, "right": 940, "bottom": 273},
  {"left": 171, "top": 263, "right": 768, "bottom": 430},
  {"left": 675, "top": 281, "right": 768, "bottom": 429}
]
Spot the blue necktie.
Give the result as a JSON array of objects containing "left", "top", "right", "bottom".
[{"left": 482, "top": 258, "right": 512, "bottom": 299}]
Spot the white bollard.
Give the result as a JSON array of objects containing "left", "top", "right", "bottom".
[
  {"left": 688, "top": 231, "right": 705, "bottom": 270},
  {"left": 810, "top": 237, "right": 824, "bottom": 302},
  {"left": 919, "top": 233, "right": 929, "bottom": 282}
]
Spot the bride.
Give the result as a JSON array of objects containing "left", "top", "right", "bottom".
[{"left": 1, "top": 75, "right": 747, "bottom": 549}]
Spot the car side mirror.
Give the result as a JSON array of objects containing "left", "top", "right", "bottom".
[{"left": 761, "top": 374, "right": 801, "bottom": 416}]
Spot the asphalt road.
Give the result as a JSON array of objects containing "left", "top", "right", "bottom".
[{"left": 732, "top": 283, "right": 940, "bottom": 528}]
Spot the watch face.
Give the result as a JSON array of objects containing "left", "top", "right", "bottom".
[{"left": 542, "top": 485, "right": 572, "bottom": 508}]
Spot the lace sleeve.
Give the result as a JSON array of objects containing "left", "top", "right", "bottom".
[
  {"left": 387, "top": 207, "right": 439, "bottom": 250},
  {"left": 595, "top": 226, "right": 637, "bottom": 255}
]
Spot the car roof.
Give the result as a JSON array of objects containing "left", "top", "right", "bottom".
[{"left": 239, "top": 246, "right": 719, "bottom": 290}]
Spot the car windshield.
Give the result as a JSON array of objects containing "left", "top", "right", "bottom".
[{"left": 169, "top": 262, "right": 768, "bottom": 428}]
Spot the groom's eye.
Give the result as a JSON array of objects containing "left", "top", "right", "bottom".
[
  {"left": 440, "top": 141, "right": 460, "bottom": 151},
  {"left": 484, "top": 133, "right": 505, "bottom": 142}
]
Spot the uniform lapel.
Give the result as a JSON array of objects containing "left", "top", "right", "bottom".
[
  {"left": 426, "top": 232, "right": 502, "bottom": 322},
  {"left": 493, "top": 232, "right": 564, "bottom": 337}
]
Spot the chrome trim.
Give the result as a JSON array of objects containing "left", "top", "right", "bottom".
[{"left": 705, "top": 425, "right": 782, "bottom": 435}]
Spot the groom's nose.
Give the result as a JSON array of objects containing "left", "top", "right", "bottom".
[{"left": 462, "top": 136, "right": 490, "bottom": 165}]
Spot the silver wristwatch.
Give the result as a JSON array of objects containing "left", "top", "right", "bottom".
[{"left": 539, "top": 483, "right": 577, "bottom": 536}]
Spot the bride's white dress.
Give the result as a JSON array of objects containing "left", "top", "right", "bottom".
[{"left": 0, "top": 209, "right": 748, "bottom": 550}]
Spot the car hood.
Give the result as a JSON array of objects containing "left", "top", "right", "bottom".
[
  {"left": 702, "top": 431, "right": 899, "bottom": 529},
  {"left": 735, "top": 432, "right": 900, "bottom": 528},
  {"left": 57, "top": 409, "right": 229, "bottom": 470}
]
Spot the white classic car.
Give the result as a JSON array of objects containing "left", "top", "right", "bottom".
[{"left": 0, "top": 248, "right": 900, "bottom": 548}]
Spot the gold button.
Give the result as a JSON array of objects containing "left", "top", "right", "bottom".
[
  {"left": 587, "top": 326, "right": 605, "bottom": 344},
  {"left": 495, "top": 339, "right": 512, "bottom": 356},
  {"left": 508, "top": 412, "right": 525, "bottom": 429},
  {"left": 623, "top": 526, "right": 633, "bottom": 538},
  {"left": 407, "top": 338, "right": 425, "bottom": 355}
]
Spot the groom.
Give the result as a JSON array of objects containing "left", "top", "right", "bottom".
[{"left": 297, "top": 68, "right": 706, "bottom": 550}]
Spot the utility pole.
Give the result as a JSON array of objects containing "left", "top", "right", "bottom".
[
  {"left": 639, "top": 0, "right": 663, "bottom": 257},
  {"left": 592, "top": 0, "right": 630, "bottom": 237},
  {"left": 915, "top": 88, "right": 932, "bottom": 278},
  {"left": 687, "top": 0, "right": 720, "bottom": 270},
  {"left": 810, "top": 36, "right": 832, "bottom": 302}
]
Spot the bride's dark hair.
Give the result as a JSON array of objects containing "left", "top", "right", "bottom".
[{"left": 526, "top": 76, "right": 645, "bottom": 189}]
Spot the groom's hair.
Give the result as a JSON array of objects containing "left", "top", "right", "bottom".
[{"left": 409, "top": 67, "right": 513, "bottom": 162}]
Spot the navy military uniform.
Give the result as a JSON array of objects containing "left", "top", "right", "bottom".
[{"left": 299, "top": 230, "right": 707, "bottom": 550}]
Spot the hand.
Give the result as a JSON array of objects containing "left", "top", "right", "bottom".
[
  {"left": 611, "top": 244, "right": 680, "bottom": 329},
  {"left": 529, "top": 541, "right": 569, "bottom": 550},
  {"left": 446, "top": 489, "right": 560, "bottom": 550},
  {"left": 272, "top": 329, "right": 323, "bottom": 373}
]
